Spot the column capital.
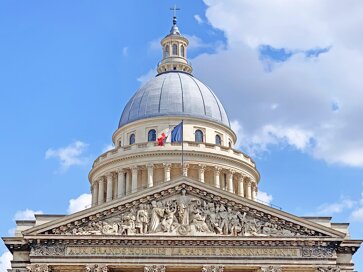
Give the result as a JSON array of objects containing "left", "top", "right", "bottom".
[
  {"left": 214, "top": 166, "right": 222, "bottom": 174},
  {"left": 227, "top": 168, "right": 235, "bottom": 174},
  {"left": 117, "top": 168, "right": 125, "bottom": 174},
  {"left": 106, "top": 172, "right": 113, "bottom": 178},
  {"left": 146, "top": 163, "right": 154, "bottom": 169},
  {"left": 131, "top": 165, "right": 138, "bottom": 171},
  {"left": 98, "top": 176, "right": 105, "bottom": 182},
  {"left": 199, "top": 165, "right": 206, "bottom": 174},
  {"left": 163, "top": 162, "right": 172, "bottom": 168}
]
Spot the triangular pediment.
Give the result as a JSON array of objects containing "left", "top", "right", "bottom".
[{"left": 23, "top": 177, "right": 345, "bottom": 239}]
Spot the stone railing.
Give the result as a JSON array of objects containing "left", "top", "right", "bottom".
[{"left": 93, "top": 141, "right": 255, "bottom": 168}]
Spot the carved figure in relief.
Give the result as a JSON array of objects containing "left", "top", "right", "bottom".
[
  {"left": 218, "top": 205, "right": 229, "bottom": 235},
  {"left": 136, "top": 204, "right": 149, "bottom": 234},
  {"left": 150, "top": 201, "right": 165, "bottom": 232},
  {"left": 191, "top": 208, "right": 210, "bottom": 232},
  {"left": 206, "top": 203, "right": 223, "bottom": 234},
  {"left": 177, "top": 189, "right": 190, "bottom": 225},
  {"left": 68, "top": 189, "right": 302, "bottom": 237},
  {"left": 161, "top": 202, "right": 177, "bottom": 232},
  {"left": 119, "top": 213, "right": 136, "bottom": 235}
]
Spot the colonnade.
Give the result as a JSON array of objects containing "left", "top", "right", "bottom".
[{"left": 91, "top": 163, "right": 258, "bottom": 207}]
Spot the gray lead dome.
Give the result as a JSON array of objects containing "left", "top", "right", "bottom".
[{"left": 119, "top": 72, "right": 230, "bottom": 128}]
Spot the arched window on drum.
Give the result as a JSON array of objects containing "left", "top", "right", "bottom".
[
  {"left": 181, "top": 45, "right": 185, "bottom": 57},
  {"left": 195, "top": 129, "right": 204, "bottom": 143},
  {"left": 129, "top": 133, "right": 135, "bottom": 145},
  {"left": 172, "top": 44, "right": 178, "bottom": 55},
  {"left": 215, "top": 135, "right": 222, "bottom": 145},
  {"left": 164, "top": 45, "right": 170, "bottom": 57},
  {"left": 148, "top": 129, "right": 156, "bottom": 142}
]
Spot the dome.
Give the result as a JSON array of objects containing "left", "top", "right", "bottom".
[{"left": 119, "top": 72, "right": 230, "bottom": 128}]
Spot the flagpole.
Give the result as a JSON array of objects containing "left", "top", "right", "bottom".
[{"left": 181, "top": 120, "right": 184, "bottom": 172}]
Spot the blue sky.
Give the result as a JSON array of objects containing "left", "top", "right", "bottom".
[{"left": 1, "top": 0, "right": 363, "bottom": 270}]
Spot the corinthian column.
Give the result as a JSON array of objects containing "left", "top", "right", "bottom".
[
  {"left": 147, "top": 163, "right": 154, "bottom": 187},
  {"left": 117, "top": 169, "right": 125, "bottom": 198},
  {"left": 238, "top": 174, "right": 245, "bottom": 197},
  {"left": 252, "top": 184, "right": 257, "bottom": 201},
  {"left": 198, "top": 164, "right": 206, "bottom": 183},
  {"left": 106, "top": 173, "right": 113, "bottom": 202},
  {"left": 246, "top": 178, "right": 252, "bottom": 199},
  {"left": 131, "top": 166, "right": 138, "bottom": 193},
  {"left": 164, "top": 163, "right": 171, "bottom": 182},
  {"left": 126, "top": 170, "right": 131, "bottom": 195},
  {"left": 98, "top": 177, "right": 105, "bottom": 205},
  {"left": 227, "top": 170, "right": 234, "bottom": 193},
  {"left": 214, "top": 167, "right": 221, "bottom": 188}
]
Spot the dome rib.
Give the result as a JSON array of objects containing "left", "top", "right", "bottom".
[
  {"left": 177, "top": 72, "right": 185, "bottom": 112},
  {"left": 157, "top": 75, "right": 167, "bottom": 113},
  {"left": 189, "top": 75, "right": 207, "bottom": 115},
  {"left": 119, "top": 72, "right": 230, "bottom": 128}
]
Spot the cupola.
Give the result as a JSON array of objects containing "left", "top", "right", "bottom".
[{"left": 157, "top": 15, "right": 192, "bottom": 74}]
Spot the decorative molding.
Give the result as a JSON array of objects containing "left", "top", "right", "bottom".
[
  {"left": 30, "top": 244, "right": 65, "bottom": 256},
  {"left": 144, "top": 265, "right": 165, "bottom": 272},
  {"left": 316, "top": 267, "right": 340, "bottom": 272},
  {"left": 85, "top": 264, "right": 108, "bottom": 272},
  {"left": 302, "top": 247, "right": 335, "bottom": 258},
  {"left": 201, "top": 265, "right": 224, "bottom": 272},
  {"left": 260, "top": 266, "right": 282, "bottom": 272},
  {"left": 26, "top": 264, "right": 50, "bottom": 272}
]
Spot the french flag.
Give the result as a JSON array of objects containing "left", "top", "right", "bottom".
[{"left": 157, "top": 121, "right": 183, "bottom": 146}]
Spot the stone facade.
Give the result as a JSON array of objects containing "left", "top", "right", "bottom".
[{"left": 2, "top": 14, "right": 361, "bottom": 272}]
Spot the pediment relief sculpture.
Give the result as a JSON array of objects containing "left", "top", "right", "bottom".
[{"left": 50, "top": 187, "right": 323, "bottom": 237}]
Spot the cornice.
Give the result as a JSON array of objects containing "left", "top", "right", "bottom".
[{"left": 88, "top": 149, "right": 260, "bottom": 182}]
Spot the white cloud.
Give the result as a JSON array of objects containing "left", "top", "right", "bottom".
[
  {"left": 313, "top": 197, "right": 355, "bottom": 216},
  {"left": 194, "top": 14, "right": 203, "bottom": 24},
  {"left": 351, "top": 192, "right": 363, "bottom": 221},
  {"left": 187, "top": 1, "right": 363, "bottom": 167},
  {"left": 0, "top": 251, "right": 12, "bottom": 271},
  {"left": 102, "top": 144, "right": 114, "bottom": 153},
  {"left": 45, "top": 141, "right": 89, "bottom": 171},
  {"left": 257, "top": 190, "right": 273, "bottom": 205},
  {"left": 231, "top": 120, "right": 313, "bottom": 156},
  {"left": 13, "top": 209, "right": 43, "bottom": 221},
  {"left": 137, "top": 69, "right": 156, "bottom": 85},
  {"left": 122, "top": 47, "right": 128, "bottom": 57},
  {"left": 68, "top": 193, "right": 92, "bottom": 214}
]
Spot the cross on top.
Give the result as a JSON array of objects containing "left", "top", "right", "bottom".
[{"left": 170, "top": 4, "right": 180, "bottom": 18}]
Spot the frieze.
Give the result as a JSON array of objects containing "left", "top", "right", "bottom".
[
  {"left": 64, "top": 246, "right": 301, "bottom": 257},
  {"left": 50, "top": 188, "right": 319, "bottom": 237},
  {"left": 28, "top": 243, "right": 337, "bottom": 259}
]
